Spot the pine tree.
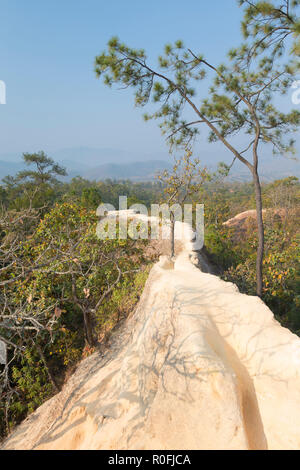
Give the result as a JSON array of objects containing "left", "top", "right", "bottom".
[
  {"left": 239, "top": 0, "right": 300, "bottom": 58},
  {"left": 94, "top": 38, "right": 300, "bottom": 296}
]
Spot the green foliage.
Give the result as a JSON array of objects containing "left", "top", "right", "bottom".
[
  {"left": 2, "top": 151, "right": 66, "bottom": 210},
  {"left": 95, "top": 36, "right": 300, "bottom": 158},
  {"left": 239, "top": 0, "right": 300, "bottom": 58},
  {"left": 158, "top": 149, "right": 210, "bottom": 205},
  {"left": 80, "top": 187, "right": 102, "bottom": 209},
  {"left": 205, "top": 225, "right": 240, "bottom": 270},
  {"left": 207, "top": 178, "right": 300, "bottom": 334},
  {"left": 224, "top": 234, "right": 300, "bottom": 333},
  {"left": 202, "top": 183, "right": 251, "bottom": 269},
  {"left": 60, "top": 177, "right": 163, "bottom": 209},
  {"left": 157, "top": 148, "right": 211, "bottom": 257},
  {"left": 20, "top": 151, "right": 66, "bottom": 184},
  {"left": 96, "top": 266, "right": 151, "bottom": 340},
  {"left": 11, "top": 348, "right": 53, "bottom": 415},
  {"left": 29, "top": 202, "right": 146, "bottom": 343},
  {"left": 0, "top": 198, "right": 152, "bottom": 440}
]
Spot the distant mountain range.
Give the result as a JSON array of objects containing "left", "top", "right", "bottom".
[
  {"left": 82, "top": 160, "right": 172, "bottom": 181},
  {"left": 0, "top": 146, "right": 298, "bottom": 182}
]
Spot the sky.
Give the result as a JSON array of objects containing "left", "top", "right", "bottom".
[{"left": 0, "top": 0, "right": 299, "bottom": 166}]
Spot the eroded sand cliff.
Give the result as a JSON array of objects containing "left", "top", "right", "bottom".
[{"left": 2, "top": 214, "right": 300, "bottom": 450}]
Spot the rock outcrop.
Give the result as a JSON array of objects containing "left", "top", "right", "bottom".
[
  {"left": 223, "top": 208, "right": 289, "bottom": 230},
  {"left": 2, "top": 215, "right": 300, "bottom": 450}
]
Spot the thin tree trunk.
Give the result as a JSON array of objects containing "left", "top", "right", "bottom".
[
  {"left": 83, "top": 311, "right": 95, "bottom": 347},
  {"left": 5, "top": 397, "right": 11, "bottom": 435},
  {"left": 252, "top": 169, "right": 264, "bottom": 297},
  {"left": 170, "top": 213, "right": 175, "bottom": 259}
]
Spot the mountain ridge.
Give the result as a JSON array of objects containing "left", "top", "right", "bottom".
[{"left": 0, "top": 147, "right": 298, "bottom": 182}]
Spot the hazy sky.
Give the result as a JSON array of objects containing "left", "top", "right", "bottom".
[{"left": 0, "top": 0, "right": 298, "bottom": 164}]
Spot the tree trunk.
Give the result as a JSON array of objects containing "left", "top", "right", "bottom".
[
  {"left": 252, "top": 169, "right": 264, "bottom": 297},
  {"left": 83, "top": 311, "right": 95, "bottom": 347},
  {"left": 170, "top": 213, "right": 175, "bottom": 259}
]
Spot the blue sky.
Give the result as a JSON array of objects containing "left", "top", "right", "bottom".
[{"left": 0, "top": 0, "right": 298, "bottom": 167}]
